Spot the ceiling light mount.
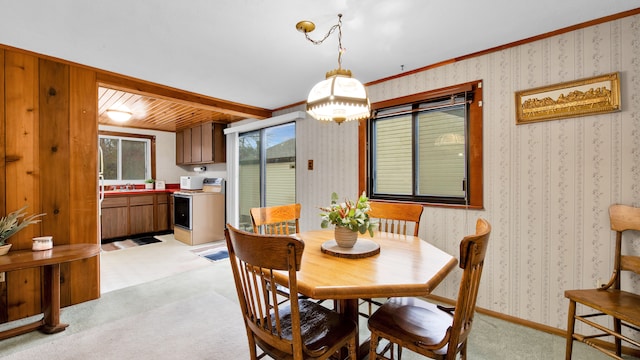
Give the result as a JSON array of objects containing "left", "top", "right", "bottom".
[
  {"left": 295, "top": 20, "right": 315, "bottom": 34},
  {"left": 297, "top": 14, "right": 370, "bottom": 124}
]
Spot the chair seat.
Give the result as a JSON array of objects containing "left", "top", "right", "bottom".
[
  {"left": 368, "top": 297, "right": 453, "bottom": 355},
  {"left": 262, "top": 299, "right": 357, "bottom": 358},
  {"left": 565, "top": 288, "right": 640, "bottom": 326}
]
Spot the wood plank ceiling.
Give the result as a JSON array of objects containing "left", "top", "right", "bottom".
[{"left": 98, "top": 86, "right": 249, "bottom": 132}]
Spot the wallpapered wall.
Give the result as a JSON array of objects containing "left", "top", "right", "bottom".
[{"left": 277, "top": 13, "right": 640, "bottom": 331}]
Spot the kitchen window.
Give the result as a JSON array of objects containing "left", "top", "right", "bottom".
[
  {"left": 99, "top": 132, "right": 154, "bottom": 185},
  {"left": 365, "top": 80, "right": 483, "bottom": 208}
]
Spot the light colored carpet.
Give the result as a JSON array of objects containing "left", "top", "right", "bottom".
[
  {"left": 0, "top": 234, "right": 623, "bottom": 360},
  {"left": 1, "top": 292, "right": 246, "bottom": 360},
  {"left": 0, "top": 263, "right": 247, "bottom": 359}
]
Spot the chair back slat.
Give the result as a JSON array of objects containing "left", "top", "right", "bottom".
[
  {"left": 447, "top": 218, "right": 491, "bottom": 358},
  {"left": 368, "top": 202, "right": 424, "bottom": 236},
  {"left": 251, "top": 203, "right": 301, "bottom": 235},
  {"left": 609, "top": 204, "right": 640, "bottom": 232},
  {"left": 621, "top": 256, "right": 640, "bottom": 276}
]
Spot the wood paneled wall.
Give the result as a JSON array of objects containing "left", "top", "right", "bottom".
[{"left": 0, "top": 49, "right": 100, "bottom": 324}]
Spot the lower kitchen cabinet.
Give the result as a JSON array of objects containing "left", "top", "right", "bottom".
[
  {"left": 129, "top": 195, "right": 155, "bottom": 235},
  {"left": 101, "top": 197, "right": 129, "bottom": 239},
  {"left": 101, "top": 207, "right": 129, "bottom": 239},
  {"left": 156, "top": 194, "right": 170, "bottom": 232},
  {"left": 101, "top": 192, "right": 172, "bottom": 240},
  {"left": 169, "top": 194, "right": 174, "bottom": 230}
]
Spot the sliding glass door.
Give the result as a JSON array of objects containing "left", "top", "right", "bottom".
[{"left": 238, "top": 123, "right": 295, "bottom": 231}]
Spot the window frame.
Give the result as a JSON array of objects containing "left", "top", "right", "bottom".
[
  {"left": 359, "top": 80, "right": 483, "bottom": 209},
  {"left": 98, "top": 131, "right": 156, "bottom": 185}
]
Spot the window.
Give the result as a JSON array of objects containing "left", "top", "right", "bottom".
[
  {"left": 99, "top": 132, "right": 154, "bottom": 185},
  {"left": 238, "top": 122, "right": 296, "bottom": 230},
  {"left": 363, "top": 80, "right": 483, "bottom": 208}
]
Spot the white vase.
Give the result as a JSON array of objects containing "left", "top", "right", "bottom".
[
  {"left": 145, "top": 183, "right": 154, "bottom": 190},
  {"left": 334, "top": 226, "right": 358, "bottom": 248},
  {"left": 0, "top": 243, "right": 12, "bottom": 256}
]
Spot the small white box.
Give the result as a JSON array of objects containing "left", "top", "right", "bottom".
[
  {"left": 32, "top": 236, "right": 53, "bottom": 251},
  {"left": 155, "top": 180, "right": 166, "bottom": 190}
]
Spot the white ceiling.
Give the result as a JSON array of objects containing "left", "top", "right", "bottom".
[{"left": 1, "top": 1, "right": 639, "bottom": 111}]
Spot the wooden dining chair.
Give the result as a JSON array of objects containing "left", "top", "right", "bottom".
[
  {"left": 564, "top": 204, "right": 640, "bottom": 359},
  {"left": 250, "top": 203, "right": 301, "bottom": 235},
  {"left": 225, "top": 224, "right": 358, "bottom": 360},
  {"left": 368, "top": 201, "right": 424, "bottom": 236},
  {"left": 367, "top": 218, "right": 491, "bottom": 360},
  {"left": 362, "top": 201, "right": 425, "bottom": 317},
  {"left": 250, "top": 203, "right": 304, "bottom": 301}
]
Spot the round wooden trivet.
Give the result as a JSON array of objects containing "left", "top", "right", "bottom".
[{"left": 321, "top": 238, "right": 380, "bottom": 259}]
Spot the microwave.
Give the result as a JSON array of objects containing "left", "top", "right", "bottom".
[{"left": 180, "top": 176, "right": 204, "bottom": 190}]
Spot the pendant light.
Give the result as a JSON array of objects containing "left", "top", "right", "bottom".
[{"left": 296, "top": 14, "right": 370, "bottom": 124}]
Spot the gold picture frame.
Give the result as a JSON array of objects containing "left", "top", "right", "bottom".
[{"left": 515, "top": 72, "right": 620, "bottom": 125}]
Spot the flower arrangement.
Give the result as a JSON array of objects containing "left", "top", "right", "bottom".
[
  {"left": 0, "top": 205, "right": 46, "bottom": 246},
  {"left": 320, "top": 192, "right": 377, "bottom": 236}
]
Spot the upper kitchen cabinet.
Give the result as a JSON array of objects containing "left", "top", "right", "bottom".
[{"left": 176, "top": 121, "right": 226, "bottom": 165}]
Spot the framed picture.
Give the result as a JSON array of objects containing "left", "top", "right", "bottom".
[
  {"left": 515, "top": 72, "right": 620, "bottom": 125},
  {"left": 155, "top": 180, "right": 166, "bottom": 190}
]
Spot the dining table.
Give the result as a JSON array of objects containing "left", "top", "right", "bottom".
[{"left": 276, "top": 229, "right": 458, "bottom": 359}]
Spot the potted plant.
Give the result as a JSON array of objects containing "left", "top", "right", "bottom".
[
  {"left": 145, "top": 179, "right": 155, "bottom": 190},
  {"left": 0, "top": 205, "right": 46, "bottom": 255},
  {"left": 320, "top": 192, "right": 377, "bottom": 248}
]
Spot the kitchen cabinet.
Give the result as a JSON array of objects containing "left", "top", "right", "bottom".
[
  {"left": 169, "top": 194, "right": 175, "bottom": 230},
  {"left": 200, "top": 122, "right": 212, "bottom": 163},
  {"left": 129, "top": 195, "right": 155, "bottom": 235},
  {"left": 156, "top": 193, "right": 170, "bottom": 232},
  {"left": 176, "top": 131, "right": 184, "bottom": 164},
  {"left": 204, "top": 122, "right": 226, "bottom": 163},
  {"left": 182, "top": 127, "right": 192, "bottom": 164},
  {"left": 190, "top": 125, "right": 202, "bottom": 163},
  {"left": 101, "top": 197, "right": 129, "bottom": 239},
  {"left": 101, "top": 192, "right": 172, "bottom": 240},
  {"left": 176, "top": 122, "right": 226, "bottom": 165}
]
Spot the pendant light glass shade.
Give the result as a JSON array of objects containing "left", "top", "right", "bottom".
[{"left": 306, "top": 68, "right": 370, "bottom": 124}]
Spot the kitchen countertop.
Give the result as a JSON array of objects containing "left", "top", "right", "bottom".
[{"left": 103, "top": 188, "right": 178, "bottom": 197}]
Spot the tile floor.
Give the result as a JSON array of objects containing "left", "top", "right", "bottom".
[{"left": 100, "top": 233, "right": 223, "bottom": 293}]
